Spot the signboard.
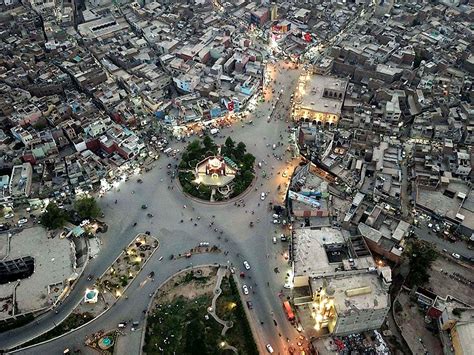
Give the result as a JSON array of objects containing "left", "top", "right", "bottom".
[{"left": 288, "top": 190, "right": 320, "bottom": 208}]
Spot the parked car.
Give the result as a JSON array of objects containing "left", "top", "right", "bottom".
[
  {"left": 266, "top": 344, "right": 274, "bottom": 353},
  {"left": 242, "top": 285, "right": 249, "bottom": 295},
  {"left": 260, "top": 192, "right": 266, "bottom": 201},
  {"left": 452, "top": 253, "right": 461, "bottom": 259},
  {"left": 243, "top": 261, "right": 251, "bottom": 270},
  {"left": 246, "top": 300, "right": 253, "bottom": 309},
  {"left": 18, "top": 218, "right": 28, "bottom": 225}
]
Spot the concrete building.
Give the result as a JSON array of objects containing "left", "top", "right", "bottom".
[
  {"left": 9, "top": 163, "right": 32, "bottom": 199},
  {"left": 291, "top": 228, "right": 391, "bottom": 338},
  {"left": 294, "top": 74, "right": 348, "bottom": 127}
]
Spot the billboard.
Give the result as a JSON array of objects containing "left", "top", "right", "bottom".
[{"left": 288, "top": 190, "right": 320, "bottom": 208}]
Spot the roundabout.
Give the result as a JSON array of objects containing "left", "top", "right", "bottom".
[
  {"left": 178, "top": 136, "right": 256, "bottom": 202},
  {"left": 4, "top": 60, "right": 303, "bottom": 355}
]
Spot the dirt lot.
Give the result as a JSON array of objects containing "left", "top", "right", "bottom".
[
  {"left": 428, "top": 257, "right": 473, "bottom": 306},
  {"left": 394, "top": 291, "right": 443, "bottom": 355},
  {"left": 154, "top": 267, "right": 217, "bottom": 304}
]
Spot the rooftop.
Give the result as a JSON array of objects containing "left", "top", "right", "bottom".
[
  {"left": 293, "top": 228, "right": 375, "bottom": 278},
  {"left": 310, "top": 272, "right": 390, "bottom": 315},
  {"left": 298, "top": 75, "right": 347, "bottom": 115},
  {"left": 0, "top": 227, "right": 75, "bottom": 319}
]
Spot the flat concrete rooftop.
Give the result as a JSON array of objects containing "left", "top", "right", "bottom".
[
  {"left": 298, "top": 75, "right": 347, "bottom": 115},
  {"left": 293, "top": 227, "right": 346, "bottom": 277},
  {"left": 0, "top": 227, "right": 75, "bottom": 318}
]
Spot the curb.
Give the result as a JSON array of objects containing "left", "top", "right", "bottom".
[
  {"left": 175, "top": 173, "right": 258, "bottom": 206},
  {"left": 8, "top": 235, "right": 160, "bottom": 354}
]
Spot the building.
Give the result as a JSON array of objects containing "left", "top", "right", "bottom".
[
  {"left": 290, "top": 228, "right": 391, "bottom": 338},
  {"left": 9, "top": 163, "right": 32, "bottom": 200},
  {"left": 293, "top": 74, "right": 348, "bottom": 127}
]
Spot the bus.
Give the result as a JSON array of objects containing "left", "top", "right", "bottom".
[{"left": 283, "top": 301, "right": 295, "bottom": 321}]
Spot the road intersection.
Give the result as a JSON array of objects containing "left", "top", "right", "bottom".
[{"left": 5, "top": 61, "right": 303, "bottom": 355}]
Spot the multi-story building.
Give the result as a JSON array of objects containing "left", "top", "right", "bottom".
[
  {"left": 290, "top": 228, "right": 391, "bottom": 338},
  {"left": 293, "top": 74, "right": 348, "bottom": 128}
]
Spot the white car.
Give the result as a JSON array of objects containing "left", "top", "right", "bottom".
[
  {"left": 266, "top": 344, "right": 274, "bottom": 353},
  {"left": 18, "top": 218, "right": 28, "bottom": 225},
  {"left": 273, "top": 220, "right": 280, "bottom": 224},
  {"left": 242, "top": 285, "right": 249, "bottom": 295},
  {"left": 4, "top": 213, "right": 14, "bottom": 219},
  {"left": 243, "top": 261, "right": 251, "bottom": 270},
  {"left": 282, "top": 171, "right": 288, "bottom": 178},
  {"left": 452, "top": 253, "right": 461, "bottom": 259},
  {"left": 260, "top": 192, "right": 266, "bottom": 201}
]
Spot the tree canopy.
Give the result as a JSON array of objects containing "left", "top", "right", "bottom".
[
  {"left": 74, "top": 196, "right": 101, "bottom": 220},
  {"left": 40, "top": 203, "right": 68, "bottom": 230},
  {"left": 405, "top": 240, "right": 437, "bottom": 287}
]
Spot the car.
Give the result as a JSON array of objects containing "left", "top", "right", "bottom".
[
  {"left": 282, "top": 170, "right": 288, "bottom": 178},
  {"left": 141, "top": 204, "right": 148, "bottom": 209},
  {"left": 4, "top": 213, "right": 14, "bottom": 219},
  {"left": 452, "top": 253, "right": 461, "bottom": 259},
  {"left": 283, "top": 283, "right": 292, "bottom": 289},
  {"left": 272, "top": 236, "right": 277, "bottom": 244},
  {"left": 428, "top": 223, "right": 433, "bottom": 228},
  {"left": 118, "top": 322, "right": 127, "bottom": 328},
  {"left": 280, "top": 234, "right": 288, "bottom": 242},
  {"left": 246, "top": 300, "right": 253, "bottom": 309},
  {"left": 273, "top": 220, "right": 280, "bottom": 224},
  {"left": 243, "top": 261, "right": 251, "bottom": 270},
  {"left": 18, "top": 218, "right": 28, "bottom": 225},
  {"left": 242, "top": 285, "right": 249, "bottom": 295},
  {"left": 0, "top": 224, "right": 10, "bottom": 231},
  {"left": 260, "top": 192, "right": 266, "bottom": 201},
  {"left": 266, "top": 344, "right": 274, "bottom": 353}
]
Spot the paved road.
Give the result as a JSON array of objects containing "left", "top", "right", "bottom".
[
  {"left": 7, "top": 62, "right": 303, "bottom": 354},
  {"left": 414, "top": 224, "right": 474, "bottom": 260}
]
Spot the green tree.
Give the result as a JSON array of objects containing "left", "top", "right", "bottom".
[
  {"left": 222, "top": 137, "right": 235, "bottom": 157},
  {"left": 183, "top": 311, "right": 208, "bottom": 355},
  {"left": 74, "top": 196, "right": 101, "bottom": 220},
  {"left": 202, "top": 135, "right": 215, "bottom": 152},
  {"left": 241, "top": 153, "right": 256, "bottom": 170},
  {"left": 234, "top": 142, "right": 247, "bottom": 161},
  {"left": 224, "top": 137, "right": 235, "bottom": 151},
  {"left": 40, "top": 203, "right": 68, "bottom": 230},
  {"left": 405, "top": 240, "right": 437, "bottom": 287}
]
